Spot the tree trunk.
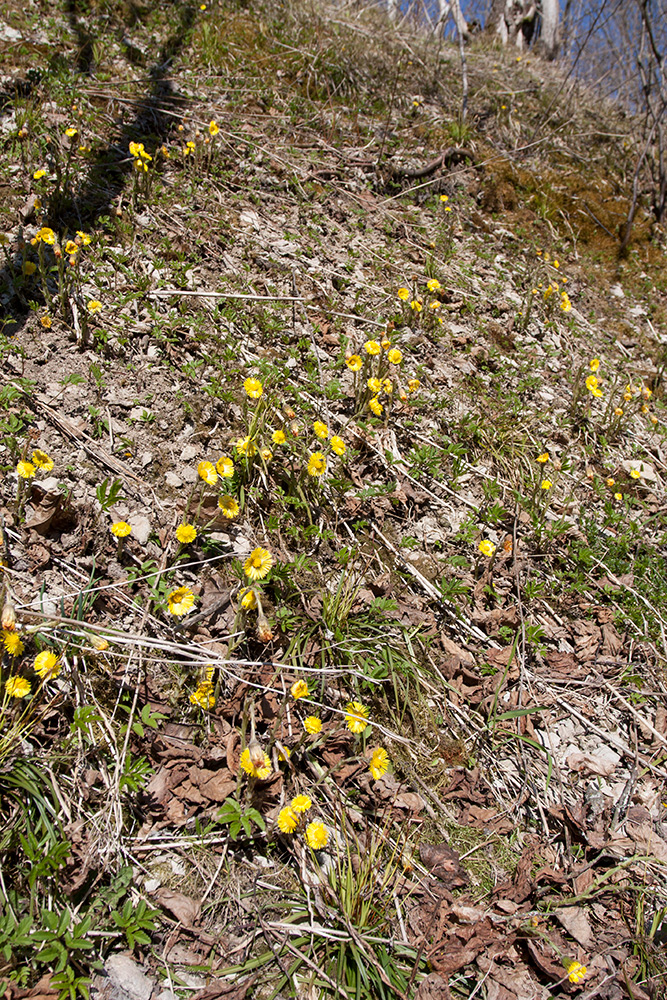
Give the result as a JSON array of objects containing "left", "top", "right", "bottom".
[
  {"left": 486, "top": 0, "right": 559, "bottom": 55},
  {"left": 438, "top": 0, "right": 469, "bottom": 39},
  {"left": 539, "top": 0, "right": 560, "bottom": 59}
]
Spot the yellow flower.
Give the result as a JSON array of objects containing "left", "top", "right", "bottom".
[
  {"left": 641, "top": 404, "right": 649, "bottom": 414},
  {"left": 36, "top": 227, "right": 56, "bottom": 244},
  {"left": 364, "top": 340, "right": 381, "bottom": 356},
  {"left": 76, "top": 231, "right": 91, "bottom": 245},
  {"left": 276, "top": 745, "right": 291, "bottom": 762},
  {"left": 6, "top": 676, "right": 31, "bottom": 699},
  {"left": 410, "top": 299, "right": 423, "bottom": 312},
  {"left": 40, "top": 315, "right": 52, "bottom": 328},
  {"left": 240, "top": 588, "right": 257, "bottom": 610},
  {"left": 244, "top": 547, "right": 273, "bottom": 581},
  {"left": 167, "top": 586, "right": 196, "bottom": 616},
  {"left": 585, "top": 375, "right": 602, "bottom": 397},
  {"left": 606, "top": 478, "right": 615, "bottom": 487},
  {"left": 397, "top": 287, "right": 410, "bottom": 301},
  {"left": 3, "top": 631, "right": 24, "bottom": 656},
  {"left": 383, "top": 379, "right": 393, "bottom": 394},
  {"left": 330, "top": 436, "right": 345, "bottom": 456},
  {"left": 304, "top": 715, "right": 322, "bottom": 734},
  {"left": 566, "top": 962, "right": 586, "bottom": 985},
  {"left": 643, "top": 386, "right": 652, "bottom": 399},
  {"left": 630, "top": 469, "right": 641, "bottom": 479},
  {"left": 381, "top": 336, "right": 391, "bottom": 349},
  {"left": 614, "top": 492, "right": 623, "bottom": 501},
  {"left": 589, "top": 358, "right": 600, "bottom": 372},
  {"left": 65, "top": 126, "right": 78, "bottom": 138},
  {"left": 32, "top": 449, "right": 54, "bottom": 471},
  {"left": 16, "top": 460, "right": 36, "bottom": 479},
  {"left": 291, "top": 680, "right": 309, "bottom": 699},
  {"left": 272, "top": 429, "right": 286, "bottom": 445},
  {"left": 87, "top": 300, "right": 102, "bottom": 313},
  {"left": 345, "top": 701, "right": 369, "bottom": 733},
  {"left": 407, "top": 378, "right": 420, "bottom": 392},
  {"left": 305, "top": 821, "right": 329, "bottom": 850},
  {"left": 307, "top": 452, "right": 326, "bottom": 477},
  {"left": 614, "top": 407, "right": 623, "bottom": 417},
  {"left": 429, "top": 300, "right": 441, "bottom": 310},
  {"left": 63, "top": 240, "right": 78, "bottom": 256},
  {"left": 209, "top": 120, "right": 219, "bottom": 136},
  {"left": 541, "top": 479, "right": 553, "bottom": 490},
  {"left": 240, "top": 746, "right": 272, "bottom": 779},
  {"left": 198, "top": 460, "right": 218, "bottom": 485},
  {"left": 426, "top": 279, "right": 441, "bottom": 293},
  {"left": 368, "top": 397, "right": 383, "bottom": 416},
  {"left": 277, "top": 806, "right": 299, "bottom": 833},
  {"left": 387, "top": 348, "right": 403, "bottom": 365},
  {"left": 260, "top": 446, "right": 272, "bottom": 462},
  {"left": 440, "top": 194, "right": 449, "bottom": 203},
  {"left": 291, "top": 795, "right": 312, "bottom": 814},
  {"left": 34, "top": 650, "right": 61, "bottom": 680},
  {"left": 367, "top": 377, "right": 382, "bottom": 393},
  {"left": 216, "top": 455, "right": 234, "bottom": 477},
  {"left": 176, "top": 524, "right": 197, "bottom": 543},
  {"left": 111, "top": 521, "right": 132, "bottom": 538},
  {"left": 33, "top": 169, "right": 47, "bottom": 180},
  {"left": 560, "top": 293, "right": 571, "bottom": 312},
  {"left": 23, "top": 261, "right": 36, "bottom": 275},
  {"left": 244, "top": 377, "right": 263, "bottom": 399},
  {"left": 313, "top": 420, "right": 328, "bottom": 439},
  {"left": 235, "top": 436, "right": 257, "bottom": 457},
  {"left": 369, "top": 747, "right": 389, "bottom": 780},
  {"left": 478, "top": 540, "right": 496, "bottom": 557},
  {"left": 346, "top": 354, "right": 363, "bottom": 371},
  {"left": 218, "top": 494, "right": 240, "bottom": 518},
  {"left": 536, "top": 452, "right": 549, "bottom": 463},
  {"left": 190, "top": 681, "right": 215, "bottom": 709}
]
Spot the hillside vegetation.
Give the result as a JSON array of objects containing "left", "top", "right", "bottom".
[{"left": 1, "top": 2, "right": 666, "bottom": 1000}]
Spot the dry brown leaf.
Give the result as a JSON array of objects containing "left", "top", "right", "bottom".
[{"left": 154, "top": 888, "right": 201, "bottom": 928}]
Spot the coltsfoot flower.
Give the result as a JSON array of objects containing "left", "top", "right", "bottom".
[
  {"left": 397, "top": 288, "right": 410, "bottom": 301},
  {"left": 236, "top": 436, "right": 257, "bottom": 457},
  {"left": 239, "top": 746, "right": 272, "bottom": 779},
  {"left": 111, "top": 521, "right": 132, "bottom": 537},
  {"left": 369, "top": 747, "right": 389, "bottom": 780},
  {"left": 367, "top": 377, "right": 382, "bottom": 393},
  {"left": 3, "top": 631, "right": 24, "bottom": 656},
  {"left": 240, "top": 588, "right": 257, "bottom": 610},
  {"left": 167, "top": 586, "right": 196, "bottom": 616},
  {"left": 305, "top": 821, "right": 329, "bottom": 849},
  {"left": 87, "top": 300, "right": 102, "bottom": 313},
  {"left": 304, "top": 716, "right": 322, "bottom": 734},
  {"left": 198, "top": 460, "right": 218, "bottom": 484},
  {"left": 313, "top": 421, "right": 328, "bottom": 439},
  {"left": 407, "top": 378, "right": 420, "bottom": 392},
  {"left": 387, "top": 348, "right": 403, "bottom": 365},
  {"left": 190, "top": 681, "right": 215, "bottom": 710},
  {"left": 364, "top": 340, "right": 381, "bottom": 356},
  {"left": 345, "top": 701, "right": 369, "bottom": 733},
  {"left": 209, "top": 120, "right": 219, "bottom": 136},
  {"left": 307, "top": 452, "right": 326, "bottom": 477},
  {"left": 536, "top": 452, "right": 549, "bottom": 463},
  {"left": 345, "top": 355, "right": 363, "bottom": 371},
  {"left": 272, "top": 429, "right": 286, "bottom": 445},
  {"left": 244, "top": 547, "right": 273, "bottom": 581},
  {"left": 176, "top": 524, "right": 197, "bottom": 543},
  {"left": 6, "top": 676, "right": 31, "bottom": 699},
  {"left": 630, "top": 468, "right": 641, "bottom": 479},
  {"left": 368, "top": 397, "right": 383, "bottom": 416},
  {"left": 541, "top": 479, "right": 553, "bottom": 490},
  {"left": 216, "top": 455, "right": 234, "bottom": 477},
  {"left": 566, "top": 962, "right": 587, "bottom": 985},
  {"left": 218, "top": 495, "right": 240, "bottom": 518},
  {"left": 426, "top": 279, "right": 441, "bottom": 293},
  {"left": 585, "top": 374, "right": 603, "bottom": 398},
  {"left": 291, "top": 680, "right": 309, "bottom": 700},
  {"left": 589, "top": 358, "right": 600, "bottom": 372},
  {"left": 34, "top": 650, "right": 61, "bottom": 680},
  {"left": 291, "top": 795, "right": 312, "bottom": 814},
  {"left": 277, "top": 806, "right": 299, "bottom": 833},
  {"left": 330, "top": 436, "right": 345, "bottom": 456},
  {"left": 16, "top": 461, "right": 36, "bottom": 479},
  {"left": 32, "top": 449, "right": 54, "bottom": 471},
  {"left": 244, "top": 377, "right": 263, "bottom": 399},
  {"left": 478, "top": 540, "right": 496, "bottom": 557},
  {"left": 410, "top": 299, "right": 422, "bottom": 312}
]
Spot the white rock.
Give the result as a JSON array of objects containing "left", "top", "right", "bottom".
[
  {"left": 130, "top": 515, "right": 151, "bottom": 546},
  {"left": 179, "top": 443, "right": 199, "bottom": 462},
  {"left": 165, "top": 472, "right": 183, "bottom": 488},
  {"left": 104, "top": 955, "right": 154, "bottom": 1000},
  {"left": 609, "top": 283, "right": 625, "bottom": 298}
]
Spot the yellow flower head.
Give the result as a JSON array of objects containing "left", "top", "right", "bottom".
[
  {"left": 244, "top": 377, "right": 263, "bottom": 399},
  {"left": 397, "top": 287, "right": 410, "bottom": 301},
  {"left": 566, "top": 962, "right": 586, "bottom": 985},
  {"left": 34, "top": 650, "right": 61, "bottom": 680},
  {"left": 368, "top": 397, "right": 383, "bottom": 416},
  {"left": 410, "top": 299, "right": 423, "bottom": 312},
  {"left": 430, "top": 300, "right": 441, "bottom": 311},
  {"left": 614, "top": 407, "right": 623, "bottom": 417},
  {"left": 6, "top": 676, "right": 31, "bottom": 699},
  {"left": 240, "top": 588, "right": 257, "bottom": 610},
  {"left": 426, "top": 279, "right": 441, "bottom": 293},
  {"left": 381, "top": 336, "right": 391, "bottom": 349},
  {"left": 303, "top": 715, "right": 322, "bottom": 734},
  {"left": 560, "top": 293, "right": 571, "bottom": 312},
  {"left": 367, "top": 377, "right": 382, "bottom": 393},
  {"left": 541, "top": 479, "right": 553, "bottom": 490},
  {"left": 614, "top": 492, "right": 623, "bottom": 501},
  {"left": 176, "top": 523, "right": 197, "bottom": 543},
  {"left": 272, "top": 429, "right": 286, "bottom": 445},
  {"left": 167, "top": 585, "right": 196, "bottom": 616},
  {"left": 244, "top": 547, "right": 273, "bottom": 581},
  {"left": 190, "top": 682, "right": 215, "bottom": 710},
  {"left": 215, "top": 455, "right": 234, "bottom": 477},
  {"left": 387, "top": 348, "right": 403, "bottom": 365},
  {"left": 478, "top": 540, "right": 496, "bottom": 558},
  {"left": 407, "top": 378, "right": 420, "bottom": 392},
  {"left": 383, "top": 379, "right": 393, "bottom": 394},
  {"left": 330, "top": 435, "right": 346, "bottom": 456},
  {"left": 277, "top": 806, "right": 299, "bottom": 833},
  {"left": 209, "top": 120, "right": 220, "bottom": 136},
  {"left": 36, "top": 227, "right": 56, "bottom": 244},
  {"left": 65, "top": 126, "right": 78, "bottom": 138},
  {"left": 630, "top": 468, "right": 641, "bottom": 479},
  {"left": 364, "top": 340, "right": 381, "bottom": 356},
  {"left": 589, "top": 358, "right": 600, "bottom": 372},
  {"left": 41, "top": 316, "right": 52, "bottom": 328},
  {"left": 111, "top": 521, "right": 132, "bottom": 538},
  {"left": 345, "top": 701, "right": 369, "bottom": 733},
  {"left": 440, "top": 194, "right": 449, "bottom": 203},
  {"left": 218, "top": 494, "right": 240, "bottom": 518},
  {"left": 76, "top": 231, "right": 91, "bottom": 245},
  {"left": 3, "top": 631, "right": 24, "bottom": 656},
  {"left": 33, "top": 169, "right": 47, "bottom": 180},
  {"left": 260, "top": 446, "right": 272, "bottom": 462},
  {"left": 305, "top": 821, "right": 329, "bottom": 850},
  {"left": 291, "top": 679, "right": 309, "bottom": 700},
  {"left": 64, "top": 240, "right": 78, "bottom": 256},
  {"left": 536, "top": 452, "right": 549, "bottom": 464},
  {"left": 28, "top": 448, "right": 53, "bottom": 472},
  {"left": 291, "top": 795, "right": 312, "bottom": 814},
  {"left": 606, "top": 477, "right": 615, "bottom": 487},
  {"left": 313, "top": 420, "right": 328, "bottom": 439},
  {"left": 17, "top": 460, "right": 36, "bottom": 479},
  {"left": 235, "top": 436, "right": 257, "bottom": 457},
  {"left": 198, "top": 460, "right": 218, "bottom": 485},
  {"left": 585, "top": 375, "right": 602, "bottom": 397},
  {"left": 369, "top": 747, "right": 389, "bottom": 780},
  {"left": 239, "top": 746, "right": 272, "bottom": 780},
  {"left": 87, "top": 300, "right": 102, "bottom": 314},
  {"left": 307, "top": 452, "right": 326, "bottom": 477},
  {"left": 23, "top": 261, "right": 36, "bottom": 275},
  {"left": 346, "top": 354, "right": 363, "bottom": 371}
]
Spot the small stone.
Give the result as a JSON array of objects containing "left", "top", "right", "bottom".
[
  {"left": 140, "top": 452, "right": 153, "bottom": 468},
  {"left": 179, "top": 444, "right": 199, "bottom": 462},
  {"left": 165, "top": 472, "right": 183, "bottom": 488},
  {"left": 104, "top": 954, "right": 154, "bottom": 1000},
  {"left": 130, "top": 515, "right": 151, "bottom": 546}
]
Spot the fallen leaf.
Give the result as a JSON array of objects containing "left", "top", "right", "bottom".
[
  {"left": 154, "top": 888, "right": 201, "bottom": 929},
  {"left": 555, "top": 906, "right": 593, "bottom": 947}
]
